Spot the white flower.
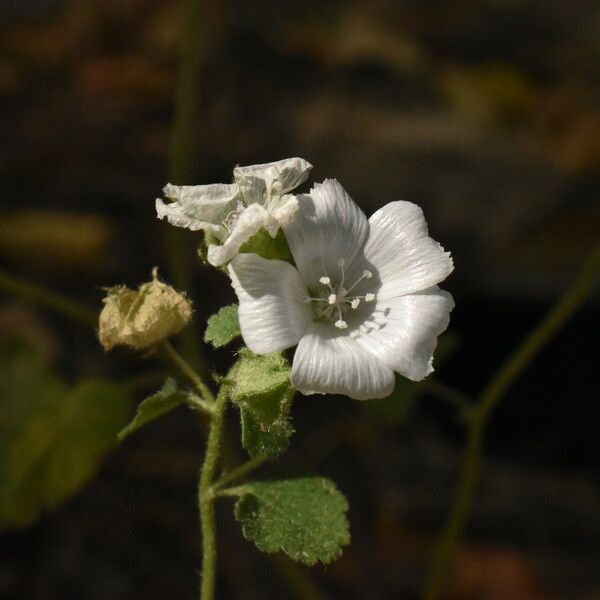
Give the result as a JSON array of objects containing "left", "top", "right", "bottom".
[
  {"left": 155, "top": 157, "right": 312, "bottom": 266},
  {"left": 229, "top": 179, "right": 454, "bottom": 400}
]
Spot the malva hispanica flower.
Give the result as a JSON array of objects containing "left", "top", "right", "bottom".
[
  {"left": 155, "top": 157, "right": 312, "bottom": 266},
  {"left": 229, "top": 179, "right": 454, "bottom": 400}
]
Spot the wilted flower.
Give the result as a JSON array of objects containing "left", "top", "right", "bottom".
[
  {"left": 156, "top": 157, "right": 311, "bottom": 266},
  {"left": 99, "top": 268, "right": 192, "bottom": 351},
  {"left": 229, "top": 179, "right": 454, "bottom": 400}
]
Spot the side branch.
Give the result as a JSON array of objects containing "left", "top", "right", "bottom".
[{"left": 424, "top": 241, "right": 600, "bottom": 600}]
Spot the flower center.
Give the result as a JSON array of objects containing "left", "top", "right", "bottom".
[{"left": 304, "top": 259, "right": 376, "bottom": 330}]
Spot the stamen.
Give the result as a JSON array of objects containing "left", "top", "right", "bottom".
[
  {"left": 344, "top": 269, "right": 373, "bottom": 295},
  {"left": 334, "top": 319, "right": 348, "bottom": 329}
]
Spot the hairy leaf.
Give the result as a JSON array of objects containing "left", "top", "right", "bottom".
[
  {"left": 118, "top": 377, "right": 185, "bottom": 441},
  {"left": 233, "top": 477, "right": 350, "bottom": 565},
  {"left": 204, "top": 305, "right": 241, "bottom": 348}
]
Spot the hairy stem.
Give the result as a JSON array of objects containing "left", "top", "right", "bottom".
[
  {"left": 0, "top": 268, "right": 97, "bottom": 327},
  {"left": 424, "top": 241, "right": 600, "bottom": 600},
  {"left": 212, "top": 455, "right": 269, "bottom": 493},
  {"left": 160, "top": 340, "right": 215, "bottom": 404},
  {"left": 199, "top": 384, "right": 229, "bottom": 600}
]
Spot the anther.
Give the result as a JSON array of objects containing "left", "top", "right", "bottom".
[
  {"left": 334, "top": 319, "right": 348, "bottom": 329},
  {"left": 337, "top": 258, "right": 345, "bottom": 268},
  {"left": 328, "top": 294, "right": 337, "bottom": 305},
  {"left": 365, "top": 293, "right": 375, "bottom": 302},
  {"left": 319, "top": 276, "right": 331, "bottom": 285},
  {"left": 362, "top": 270, "right": 372, "bottom": 278},
  {"left": 350, "top": 298, "right": 361, "bottom": 309}
]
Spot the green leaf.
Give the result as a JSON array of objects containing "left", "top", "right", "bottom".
[
  {"left": 0, "top": 347, "right": 132, "bottom": 529},
  {"left": 204, "top": 305, "right": 241, "bottom": 348},
  {"left": 233, "top": 477, "right": 350, "bottom": 565},
  {"left": 231, "top": 350, "right": 294, "bottom": 458},
  {"left": 118, "top": 377, "right": 185, "bottom": 441}
]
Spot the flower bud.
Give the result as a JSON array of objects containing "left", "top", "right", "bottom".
[{"left": 99, "top": 268, "right": 192, "bottom": 351}]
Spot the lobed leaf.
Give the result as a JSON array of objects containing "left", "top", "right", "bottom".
[
  {"left": 233, "top": 477, "right": 350, "bottom": 565},
  {"left": 204, "top": 305, "right": 241, "bottom": 348}
]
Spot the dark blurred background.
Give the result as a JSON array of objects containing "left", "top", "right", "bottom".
[{"left": 1, "top": 1, "right": 599, "bottom": 599}]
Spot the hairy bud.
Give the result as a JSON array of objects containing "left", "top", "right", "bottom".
[{"left": 99, "top": 268, "right": 192, "bottom": 351}]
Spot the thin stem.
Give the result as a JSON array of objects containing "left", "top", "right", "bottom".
[
  {"left": 198, "top": 384, "right": 229, "bottom": 600},
  {"left": 212, "top": 455, "right": 269, "bottom": 493},
  {"left": 160, "top": 340, "right": 215, "bottom": 403},
  {"left": 424, "top": 240, "right": 600, "bottom": 600},
  {"left": 423, "top": 378, "right": 473, "bottom": 415},
  {"left": 0, "top": 267, "right": 97, "bottom": 327},
  {"left": 165, "top": 0, "right": 214, "bottom": 374}
]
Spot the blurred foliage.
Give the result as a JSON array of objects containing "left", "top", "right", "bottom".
[
  {"left": 0, "top": 211, "right": 115, "bottom": 274},
  {"left": 0, "top": 341, "right": 132, "bottom": 529}
]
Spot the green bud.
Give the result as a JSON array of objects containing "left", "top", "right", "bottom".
[{"left": 99, "top": 268, "right": 192, "bottom": 351}]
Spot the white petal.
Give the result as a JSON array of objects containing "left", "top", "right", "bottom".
[
  {"left": 360, "top": 201, "right": 453, "bottom": 299},
  {"left": 234, "top": 157, "right": 312, "bottom": 201},
  {"left": 354, "top": 287, "right": 454, "bottom": 381},
  {"left": 229, "top": 253, "right": 312, "bottom": 354},
  {"left": 207, "top": 204, "right": 269, "bottom": 266},
  {"left": 156, "top": 183, "right": 239, "bottom": 233},
  {"left": 283, "top": 179, "right": 369, "bottom": 288},
  {"left": 291, "top": 323, "right": 395, "bottom": 400}
]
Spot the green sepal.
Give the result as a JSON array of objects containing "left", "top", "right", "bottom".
[
  {"left": 239, "top": 229, "right": 293, "bottom": 262},
  {"left": 231, "top": 349, "right": 294, "bottom": 458},
  {"left": 231, "top": 477, "right": 350, "bottom": 565}
]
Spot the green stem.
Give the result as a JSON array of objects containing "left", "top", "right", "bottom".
[
  {"left": 165, "top": 0, "right": 211, "bottom": 374},
  {"left": 199, "top": 384, "right": 229, "bottom": 600},
  {"left": 424, "top": 240, "right": 600, "bottom": 600},
  {"left": 160, "top": 340, "right": 215, "bottom": 404},
  {"left": 423, "top": 378, "right": 473, "bottom": 415},
  {"left": 212, "top": 455, "right": 269, "bottom": 493},
  {"left": 0, "top": 267, "right": 97, "bottom": 327}
]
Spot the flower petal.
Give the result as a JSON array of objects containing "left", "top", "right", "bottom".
[
  {"left": 229, "top": 253, "right": 312, "bottom": 354},
  {"left": 354, "top": 286, "right": 454, "bottom": 381},
  {"left": 207, "top": 204, "right": 269, "bottom": 266},
  {"left": 283, "top": 179, "right": 369, "bottom": 288},
  {"left": 156, "top": 183, "right": 239, "bottom": 233},
  {"left": 360, "top": 201, "right": 453, "bottom": 299},
  {"left": 291, "top": 323, "right": 395, "bottom": 400},
  {"left": 234, "top": 157, "right": 312, "bottom": 202}
]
